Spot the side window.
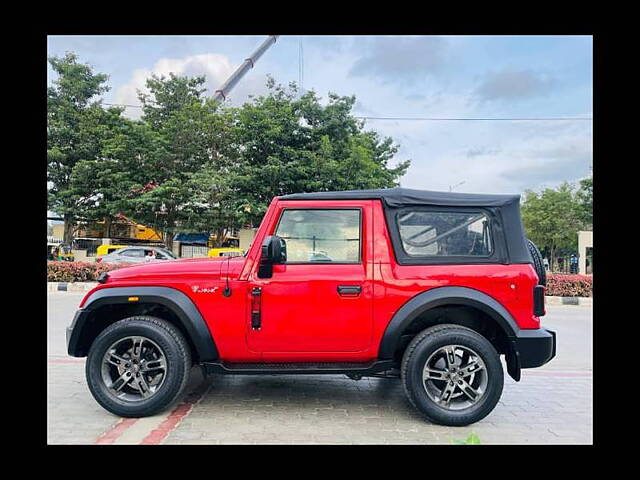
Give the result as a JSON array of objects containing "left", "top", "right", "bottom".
[
  {"left": 275, "top": 209, "right": 361, "bottom": 263},
  {"left": 397, "top": 210, "right": 493, "bottom": 257},
  {"left": 120, "top": 249, "right": 144, "bottom": 257}
]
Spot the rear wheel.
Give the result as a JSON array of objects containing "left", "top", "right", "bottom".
[
  {"left": 86, "top": 316, "right": 192, "bottom": 417},
  {"left": 401, "top": 324, "right": 503, "bottom": 426}
]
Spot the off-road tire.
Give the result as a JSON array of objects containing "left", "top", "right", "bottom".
[
  {"left": 401, "top": 324, "right": 504, "bottom": 426},
  {"left": 526, "top": 238, "right": 547, "bottom": 286},
  {"left": 86, "top": 316, "right": 192, "bottom": 417}
]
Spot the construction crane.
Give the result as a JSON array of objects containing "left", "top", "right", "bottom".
[{"left": 213, "top": 35, "right": 279, "bottom": 102}]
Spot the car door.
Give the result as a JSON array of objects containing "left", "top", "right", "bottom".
[{"left": 247, "top": 201, "right": 374, "bottom": 355}]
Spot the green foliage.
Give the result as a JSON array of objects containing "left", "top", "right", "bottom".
[
  {"left": 112, "top": 75, "right": 224, "bottom": 248},
  {"left": 183, "top": 163, "right": 252, "bottom": 247},
  {"left": 47, "top": 52, "right": 122, "bottom": 242},
  {"left": 139, "top": 73, "right": 207, "bottom": 130},
  {"left": 452, "top": 433, "right": 481, "bottom": 445},
  {"left": 576, "top": 175, "right": 592, "bottom": 229},
  {"left": 47, "top": 54, "right": 410, "bottom": 247},
  {"left": 521, "top": 182, "right": 587, "bottom": 269},
  {"left": 233, "top": 79, "right": 410, "bottom": 224}
]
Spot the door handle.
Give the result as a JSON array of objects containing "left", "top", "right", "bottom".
[
  {"left": 337, "top": 285, "right": 362, "bottom": 296},
  {"left": 251, "top": 287, "right": 262, "bottom": 330}
]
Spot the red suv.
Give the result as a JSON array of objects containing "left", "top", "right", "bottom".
[{"left": 67, "top": 188, "right": 555, "bottom": 426}]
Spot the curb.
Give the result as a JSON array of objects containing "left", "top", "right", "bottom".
[
  {"left": 545, "top": 295, "right": 592, "bottom": 307},
  {"left": 48, "top": 282, "right": 98, "bottom": 293}
]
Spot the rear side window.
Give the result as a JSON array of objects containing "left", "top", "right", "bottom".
[
  {"left": 397, "top": 211, "right": 493, "bottom": 257},
  {"left": 275, "top": 209, "right": 361, "bottom": 263}
]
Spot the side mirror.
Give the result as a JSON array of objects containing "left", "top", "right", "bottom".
[{"left": 257, "top": 235, "right": 287, "bottom": 278}]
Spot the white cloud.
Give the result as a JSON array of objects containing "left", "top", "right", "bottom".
[{"left": 115, "top": 53, "right": 269, "bottom": 118}]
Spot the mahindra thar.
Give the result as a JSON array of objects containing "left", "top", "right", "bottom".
[{"left": 67, "top": 188, "right": 555, "bottom": 426}]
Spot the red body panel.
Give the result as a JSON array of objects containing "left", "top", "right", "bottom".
[{"left": 81, "top": 198, "right": 540, "bottom": 363}]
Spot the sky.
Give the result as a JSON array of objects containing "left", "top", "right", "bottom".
[{"left": 47, "top": 35, "right": 592, "bottom": 196}]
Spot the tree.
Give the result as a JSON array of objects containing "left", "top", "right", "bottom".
[
  {"left": 48, "top": 59, "right": 412, "bottom": 250},
  {"left": 184, "top": 164, "right": 252, "bottom": 247},
  {"left": 521, "top": 183, "right": 583, "bottom": 270},
  {"left": 576, "top": 175, "right": 592, "bottom": 229},
  {"left": 234, "top": 79, "right": 410, "bottom": 224},
  {"left": 70, "top": 117, "right": 166, "bottom": 237},
  {"left": 47, "top": 53, "right": 121, "bottom": 243},
  {"left": 123, "top": 75, "right": 233, "bottom": 250}
]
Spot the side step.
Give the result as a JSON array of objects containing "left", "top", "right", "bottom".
[{"left": 202, "top": 360, "right": 396, "bottom": 376}]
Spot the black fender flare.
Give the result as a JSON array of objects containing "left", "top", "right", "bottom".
[
  {"left": 67, "top": 286, "right": 218, "bottom": 361},
  {"left": 378, "top": 286, "right": 521, "bottom": 360}
]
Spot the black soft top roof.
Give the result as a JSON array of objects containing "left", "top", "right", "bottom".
[
  {"left": 281, "top": 187, "right": 520, "bottom": 208},
  {"left": 281, "top": 187, "right": 531, "bottom": 264}
]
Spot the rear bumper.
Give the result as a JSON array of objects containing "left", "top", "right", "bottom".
[{"left": 514, "top": 328, "right": 556, "bottom": 368}]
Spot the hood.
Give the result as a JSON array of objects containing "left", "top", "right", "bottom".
[{"left": 105, "top": 256, "right": 245, "bottom": 282}]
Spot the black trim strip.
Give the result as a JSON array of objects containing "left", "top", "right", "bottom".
[{"left": 203, "top": 360, "right": 395, "bottom": 375}]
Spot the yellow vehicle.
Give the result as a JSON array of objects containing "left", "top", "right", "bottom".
[
  {"left": 133, "top": 224, "right": 162, "bottom": 241},
  {"left": 207, "top": 247, "right": 245, "bottom": 258},
  {"left": 96, "top": 245, "right": 131, "bottom": 257},
  {"left": 48, "top": 243, "right": 74, "bottom": 261},
  {"left": 114, "top": 215, "right": 163, "bottom": 241}
]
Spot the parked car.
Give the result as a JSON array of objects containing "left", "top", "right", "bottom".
[
  {"left": 67, "top": 188, "right": 555, "bottom": 426},
  {"left": 95, "top": 246, "right": 177, "bottom": 264}
]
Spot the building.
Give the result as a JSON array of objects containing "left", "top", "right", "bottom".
[{"left": 578, "top": 230, "right": 593, "bottom": 275}]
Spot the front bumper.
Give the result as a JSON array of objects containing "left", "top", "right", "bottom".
[{"left": 514, "top": 328, "right": 556, "bottom": 368}]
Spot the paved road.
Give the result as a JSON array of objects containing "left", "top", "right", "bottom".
[{"left": 48, "top": 293, "right": 592, "bottom": 444}]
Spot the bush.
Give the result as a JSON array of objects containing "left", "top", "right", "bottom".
[
  {"left": 47, "top": 261, "right": 127, "bottom": 283},
  {"left": 545, "top": 273, "right": 592, "bottom": 297}
]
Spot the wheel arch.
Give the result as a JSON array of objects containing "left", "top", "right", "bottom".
[
  {"left": 378, "top": 286, "right": 522, "bottom": 379},
  {"left": 67, "top": 286, "right": 218, "bottom": 363}
]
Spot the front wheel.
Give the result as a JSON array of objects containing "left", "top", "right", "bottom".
[
  {"left": 401, "top": 324, "right": 504, "bottom": 426},
  {"left": 86, "top": 316, "right": 192, "bottom": 417}
]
